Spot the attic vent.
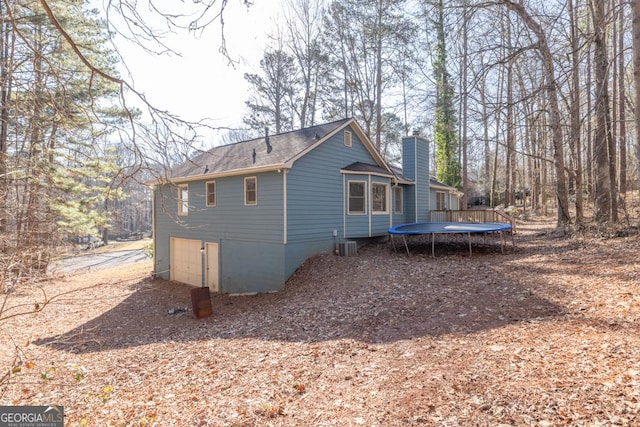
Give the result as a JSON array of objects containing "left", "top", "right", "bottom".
[
  {"left": 338, "top": 241, "right": 357, "bottom": 256},
  {"left": 344, "top": 131, "right": 352, "bottom": 147}
]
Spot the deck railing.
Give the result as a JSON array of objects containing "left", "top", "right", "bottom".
[{"left": 429, "top": 209, "right": 516, "bottom": 233}]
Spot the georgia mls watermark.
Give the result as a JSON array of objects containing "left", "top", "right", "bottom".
[{"left": 0, "top": 406, "right": 63, "bottom": 427}]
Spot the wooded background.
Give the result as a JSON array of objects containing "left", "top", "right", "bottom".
[
  {"left": 239, "top": 0, "right": 640, "bottom": 229},
  {"left": 1, "top": 0, "right": 639, "bottom": 288}
]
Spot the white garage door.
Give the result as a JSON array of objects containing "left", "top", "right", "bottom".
[{"left": 170, "top": 238, "right": 202, "bottom": 286}]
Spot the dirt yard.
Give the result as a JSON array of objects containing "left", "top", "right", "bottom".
[{"left": 1, "top": 217, "right": 639, "bottom": 426}]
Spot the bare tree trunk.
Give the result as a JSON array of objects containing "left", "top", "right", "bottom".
[
  {"left": 0, "top": 1, "right": 11, "bottom": 235},
  {"left": 491, "top": 25, "right": 506, "bottom": 207},
  {"left": 634, "top": 0, "right": 640, "bottom": 195},
  {"left": 539, "top": 113, "right": 548, "bottom": 213},
  {"left": 586, "top": 15, "right": 595, "bottom": 200},
  {"left": 592, "top": 0, "right": 617, "bottom": 222},
  {"left": 500, "top": 0, "right": 571, "bottom": 228},
  {"left": 517, "top": 69, "right": 534, "bottom": 213},
  {"left": 618, "top": 0, "right": 628, "bottom": 193},
  {"left": 612, "top": 0, "right": 618, "bottom": 189},
  {"left": 569, "top": 0, "right": 584, "bottom": 227},
  {"left": 374, "top": 0, "right": 383, "bottom": 149},
  {"left": 503, "top": 16, "right": 515, "bottom": 208},
  {"left": 461, "top": 0, "right": 469, "bottom": 209},
  {"left": 481, "top": 84, "right": 491, "bottom": 202},
  {"left": 505, "top": 53, "right": 516, "bottom": 207}
]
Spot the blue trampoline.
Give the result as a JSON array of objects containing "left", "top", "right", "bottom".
[{"left": 388, "top": 222, "right": 514, "bottom": 256}]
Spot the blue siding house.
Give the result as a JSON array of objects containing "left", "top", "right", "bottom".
[{"left": 152, "top": 118, "right": 440, "bottom": 294}]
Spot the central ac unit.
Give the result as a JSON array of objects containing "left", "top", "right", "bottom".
[{"left": 338, "top": 241, "right": 357, "bottom": 256}]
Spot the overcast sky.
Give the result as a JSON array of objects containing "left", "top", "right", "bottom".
[{"left": 106, "top": 1, "right": 281, "bottom": 142}]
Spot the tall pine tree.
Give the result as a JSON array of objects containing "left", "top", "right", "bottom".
[{"left": 1, "top": 0, "right": 125, "bottom": 278}]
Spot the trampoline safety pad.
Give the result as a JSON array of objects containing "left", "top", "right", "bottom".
[{"left": 387, "top": 221, "right": 514, "bottom": 257}]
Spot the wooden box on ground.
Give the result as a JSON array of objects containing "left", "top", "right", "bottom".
[{"left": 190, "top": 287, "right": 212, "bottom": 318}]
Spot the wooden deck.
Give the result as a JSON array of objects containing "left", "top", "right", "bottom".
[{"left": 429, "top": 209, "right": 516, "bottom": 233}]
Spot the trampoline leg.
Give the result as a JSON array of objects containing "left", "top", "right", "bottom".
[
  {"left": 390, "top": 234, "right": 397, "bottom": 253},
  {"left": 401, "top": 235, "right": 411, "bottom": 256},
  {"left": 468, "top": 232, "right": 472, "bottom": 256},
  {"left": 431, "top": 233, "right": 435, "bottom": 258}
]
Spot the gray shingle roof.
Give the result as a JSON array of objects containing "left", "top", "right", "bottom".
[
  {"left": 342, "top": 162, "right": 393, "bottom": 176},
  {"left": 429, "top": 177, "right": 458, "bottom": 190},
  {"left": 169, "top": 118, "right": 352, "bottom": 180}
]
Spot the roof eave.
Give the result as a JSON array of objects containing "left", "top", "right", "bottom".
[
  {"left": 148, "top": 163, "right": 288, "bottom": 185},
  {"left": 339, "top": 169, "right": 395, "bottom": 179},
  {"left": 395, "top": 178, "right": 414, "bottom": 185}
]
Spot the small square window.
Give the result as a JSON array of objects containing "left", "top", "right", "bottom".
[
  {"left": 245, "top": 177, "right": 257, "bottom": 205},
  {"left": 206, "top": 181, "right": 216, "bottom": 206}
]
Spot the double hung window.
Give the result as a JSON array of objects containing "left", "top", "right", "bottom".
[
  {"left": 245, "top": 177, "right": 257, "bottom": 205},
  {"left": 348, "top": 181, "right": 366, "bottom": 214},
  {"left": 178, "top": 184, "right": 189, "bottom": 215},
  {"left": 206, "top": 181, "right": 216, "bottom": 206}
]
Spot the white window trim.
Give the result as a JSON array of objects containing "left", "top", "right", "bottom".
[
  {"left": 372, "top": 182, "right": 389, "bottom": 215},
  {"left": 394, "top": 186, "right": 403, "bottom": 214},
  {"left": 206, "top": 180, "right": 216, "bottom": 207},
  {"left": 244, "top": 176, "right": 257, "bottom": 205},
  {"left": 344, "top": 130, "right": 352, "bottom": 147},
  {"left": 178, "top": 184, "right": 189, "bottom": 216},
  {"left": 436, "top": 191, "right": 446, "bottom": 210},
  {"left": 347, "top": 180, "right": 367, "bottom": 215}
]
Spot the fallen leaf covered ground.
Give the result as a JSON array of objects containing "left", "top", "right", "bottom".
[{"left": 1, "top": 217, "right": 639, "bottom": 426}]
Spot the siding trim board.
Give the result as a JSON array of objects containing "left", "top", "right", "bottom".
[
  {"left": 283, "top": 170, "right": 287, "bottom": 244},
  {"left": 342, "top": 174, "right": 346, "bottom": 239},
  {"left": 414, "top": 140, "right": 418, "bottom": 222},
  {"left": 368, "top": 175, "right": 372, "bottom": 237},
  {"left": 152, "top": 188, "right": 157, "bottom": 274}
]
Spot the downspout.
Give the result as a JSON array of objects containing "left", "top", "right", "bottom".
[{"left": 390, "top": 182, "right": 395, "bottom": 229}]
